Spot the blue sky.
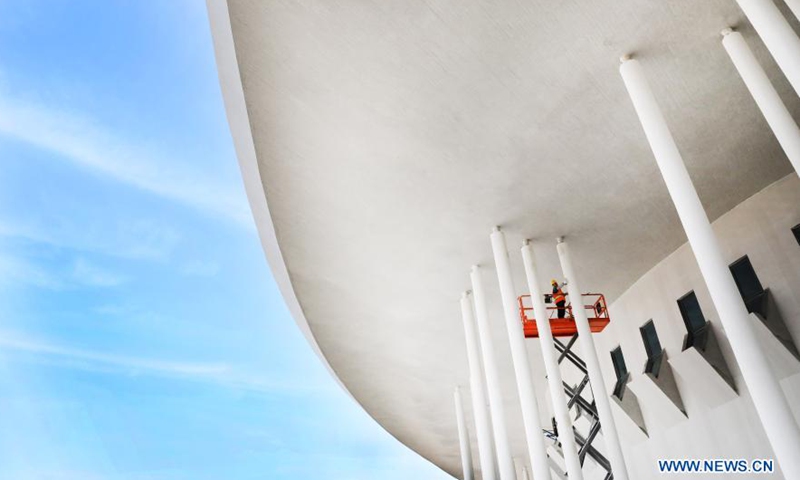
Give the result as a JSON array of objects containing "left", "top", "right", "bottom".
[{"left": 0, "top": 2, "right": 451, "bottom": 479}]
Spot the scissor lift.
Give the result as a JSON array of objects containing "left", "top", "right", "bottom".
[
  {"left": 517, "top": 292, "right": 614, "bottom": 480},
  {"left": 517, "top": 293, "right": 610, "bottom": 338}
]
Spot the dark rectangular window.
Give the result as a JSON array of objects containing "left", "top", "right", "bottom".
[
  {"left": 611, "top": 347, "right": 627, "bottom": 380},
  {"left": 793, "top": 224, "right": 800, "bottom": 246},
  {"left": 640, "top": 320, "right": 662, "bottom": 358},
  {"left": 610, "top": 346, "right": 628, "bottom": 399},
  {"left": 678, "top": 291, "right": 706, "bottom": 334},
  {"left": 729, "top": 255, "right": 764, "bottom": 304},
  {"left": 678, "top": 291, "right": 709, "bottom": 350},
  {"left": 640, "top": 320, "right": 663, "bottom": 375}
]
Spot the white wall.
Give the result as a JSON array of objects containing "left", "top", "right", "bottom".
[{"left": 592, "top": 173, "right": 800, "bottom": 479}]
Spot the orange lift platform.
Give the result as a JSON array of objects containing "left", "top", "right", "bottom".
[{"left": 517, "top": 293, "right": 610, "bottom": 338}]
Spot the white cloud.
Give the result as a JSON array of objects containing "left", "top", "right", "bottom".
[
  {"left": 71, "top": 258, "right": 127, "bottom": 287},
  {"left": 0, "top": 217, "right": 182, "bottom": 261},
  {"left": 0, "top": 94, "right": 253, "bottom": 227},
  {"left": 0, "top": 331, "right": 226, "bottom": 377},
  {"left": 91, "top": 303, "right": 135, "bottom": 316},
  {"left": 0, "top": 330, "right": 322, "bottom": 395},
  {"left": 10, "top": 469, "right": 186, "bottom": 480},
  {"left": 180, "top": 259, "right": 220, "bottom": 277},
  {"left": 0, "top": 254, "right": 127, "bottom": 291},
  {"left": 0, "top": 254, "right": 64, "bottom": 290}
]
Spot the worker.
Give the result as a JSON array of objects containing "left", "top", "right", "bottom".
[{"left": 551, "top": 279, "right": 568, "bottom": 319}]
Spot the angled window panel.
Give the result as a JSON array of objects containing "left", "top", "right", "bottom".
[
  {"left": 677, "top": 291, "right": 708, "bottom": 350},
  {"left": 640, "top": 320, "right": 663, "bottom": 377},
  {"left": 610, "top": 346, "right": 628, "bottom": 400},
  {"left": 729, "top": 255, "right": 764, "bottom": 305}
]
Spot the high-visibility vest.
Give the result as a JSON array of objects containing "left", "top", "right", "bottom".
[{"left": 553, "top": 288, "right": 566, "bottom": 304}]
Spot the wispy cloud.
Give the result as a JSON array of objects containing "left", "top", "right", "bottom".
[
  {"left": 0, "top": 331, "right": 224, "bottom": 376},
  {"left": 0, "top": 254, "right": 127, "bottom": 290},
  {"left": 0, "top": 254, "right": 64, "bottom": 290},
  {"left": 71, "top": 258, "right": 127, "bottom": 287},
  {"left": 10, "top": 469, "right": 188, "bottom": 480},
  {"left": 0, "top": 94, "right": 252, "bottom": 227},
  {"left": 91, "top": 303, "right": 137, "bottom": 316},
  {"left": 0, "top": 330, "right": 320, "bottom": 395},
  {"left": 180, "top": 259, "right": 220, "bottom": 277},
  {"left": 0, "top": 217, "right": 182, "bottom": 261}
]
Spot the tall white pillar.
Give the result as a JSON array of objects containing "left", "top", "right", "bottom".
[
  {"left": 782, "top": 0, "right": 800, "bottom": 22},
  {"left": 490, "top": 228, "right": 552, "bottom": 480},
  {"left": 556, "top": 239, "right": 629, "bottom": 480},
  {"left": 454, "top": 387, "right": 475, "bottom": 480},
  {"left": 460, "top": 293, "right": 498, "bottom": 480},
  {"left": 521, "top": 240, "right": 584, "bottom": 480},
  {"left": 721, "top": 29, "right": 800, "bottom": 176},
  {"left": 620, "top": 57, "right": 800, "bottom": 478},
  {"left": 734, "top": 0, "right": 800, "bottom": 96},
  {"left": 470, "top": 266, "right": 517, "bottom": 480}
]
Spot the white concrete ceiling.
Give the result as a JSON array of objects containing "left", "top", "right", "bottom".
[{"left": 219, "top": 0, "right": 800, "bottom": 477}]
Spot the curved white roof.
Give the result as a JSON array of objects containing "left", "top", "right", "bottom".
[{"left": 209, "top": 0, "right": 799, "bottom": 476}]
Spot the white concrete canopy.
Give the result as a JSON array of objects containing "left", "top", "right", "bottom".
[{"left": 208, "top": 0, "right": 800, "bottom": 477}]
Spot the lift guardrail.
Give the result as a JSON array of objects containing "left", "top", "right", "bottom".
[{"left": 517, "top": 293, "right": 611, "bottom": 338}]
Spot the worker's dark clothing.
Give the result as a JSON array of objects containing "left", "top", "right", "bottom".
[
  {"left": 556, "top": 300, "right": 566, "bottom": 319},
  {"left": 553, "top": 285, "right": 567, "bottom": 319}
]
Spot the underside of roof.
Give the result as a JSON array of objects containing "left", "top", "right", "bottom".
[{"left": 213, "top": 0, "right": 800, "bottom": 476}]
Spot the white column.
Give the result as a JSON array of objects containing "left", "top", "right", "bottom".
[
  {"left": 721, "top": 29, "right": 800, "bottom": 176},
  {"left": 782, "top": 0, "right": 800, "bottom": 22},
  {"left": 734, "top": 0, "right": 800, "bottom": 96},
  {"left": 556, "top": 239, "right": 629, "bottom": 480},
  {"left": 460, "top": 293, "right": 498, "bottom": 480},
  {"left": 470, "top": 266, "right": 517, "bottom": 480},
  {"left": 521, "top": 240, "right": 584, "bottom": 480},
  {"left": 454, "top": 387, "right": 475, "bottom": 480},
  {"left": 490, "top": 228, "right": 552, "bottom": 480},
  {"left": 620, "top": 57, "right": 800, "bottom": 479}
]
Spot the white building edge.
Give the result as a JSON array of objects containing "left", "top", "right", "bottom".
[{"left": 206, "top": 1, "right": 800, "bottom": 478}]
